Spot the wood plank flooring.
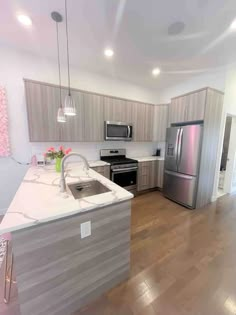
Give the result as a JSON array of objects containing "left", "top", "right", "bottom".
[{"left": 1, "top": 191, "right": 236, "bottom": 315}]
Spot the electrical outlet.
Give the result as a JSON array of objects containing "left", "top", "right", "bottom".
[{"left": 80, "top": 221, "right": 91, "bottom": 239}]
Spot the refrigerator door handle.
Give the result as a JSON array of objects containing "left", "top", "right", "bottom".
[
  {"left": 175, "top": 128, "right": 181, "bottom": 167},
  {"left": 165, "top": 170, "right": 194, "bottom": 180},
  {"left": 177, "top": 128, "right": 183, "bottom": 167}
]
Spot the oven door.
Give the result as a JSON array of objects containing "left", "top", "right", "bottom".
[
  {"left": 105, "top": 121, "right": 133, "bottom": 141},
  {"left": 112, "top": 167, "right": 137, "bottom": 192}
]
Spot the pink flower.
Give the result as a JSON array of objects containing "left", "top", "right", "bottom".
[
  {"left": 65, "top": 148, "right": 72, "bottom": 155},
  {"left": 43, "top": 153, "right": 47, "bottom": 157},
  {"left": 47, "top": 147, "right": 55, "bottom": 152},
  {"left": 59, "top": 145, "right": 64, "bottom": 152}
]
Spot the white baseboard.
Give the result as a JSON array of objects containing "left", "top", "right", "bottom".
[{"left": 0, "top": 208, "right": 7, "bottom": 216}]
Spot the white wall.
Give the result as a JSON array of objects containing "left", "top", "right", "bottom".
[
  {"left": 0, "top": 46, "right": 160, "bottom": 214},
  {"left": 213, "top": 66, "right": 236, "bottom": 198},
  {"left": 159, "top": 69, "right": 226, "bottom": 103}
]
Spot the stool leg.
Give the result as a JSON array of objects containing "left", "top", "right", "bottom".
[{"left": 3, "top": 241, "right": 14, "bottom": 304}]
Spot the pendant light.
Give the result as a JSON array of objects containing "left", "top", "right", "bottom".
[
  {"left": 64, "top": 0, "right": 76, "bottom": 116},
  {"left": 51, "top": 11, "right": 66, "bottom": 123}
]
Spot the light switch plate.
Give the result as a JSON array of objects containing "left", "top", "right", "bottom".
[{"left": 80, "top": 221, "right": 91, "bottom": 239}]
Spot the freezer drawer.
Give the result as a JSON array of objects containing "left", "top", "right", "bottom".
[{"left": 163, "top": 170, "right": 197, "bottom": 208}]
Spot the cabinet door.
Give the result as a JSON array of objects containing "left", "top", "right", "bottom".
[
  {"left": 153, "top": 105, "right": 169, "bottom": 141},
  {"left": 25, "top": 81, "right": 61, "bottom": 141},
  {"left": 138, "top": 162, "right": 150, "bottom": 191},
  {"left": 186, "top": 89, "right": 206, "bottom": 122},
  {"left": 168, "top": 96, "right": 187, "bottom": 126},
  {"left": 104, "top": 97, "right": 132, "bottom": 123},
  {"left": 149, "top": 161, "right": 158, "bottom": 189},
  {"left": 133, "top": 103, "right": 154, "bottom": 141},
  {"left": 156, "top": 160, "right": 164, "bottom": 188},
  {"left": 60, "top": 89, "right": 84, "bottom": 141},
  {"left": 83, "top": 93, "right": 104, "bottom": 141}
]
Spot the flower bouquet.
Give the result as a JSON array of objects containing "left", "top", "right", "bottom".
[{"left": 44, "top": 146, "right": 72, "bottom": 172}]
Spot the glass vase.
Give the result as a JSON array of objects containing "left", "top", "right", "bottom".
[{"left": 55, "top": 157, "right": 62, "bottom": 173}]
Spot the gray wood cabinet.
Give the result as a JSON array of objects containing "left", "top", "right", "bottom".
[
  {"left": 104, "top": 97, "right": 132, "bottom": 123},
  {"left": 137, "top": 159, "right": 165, "bottom": 192},
  {"left": 153, "top": 104, "right": 169, "bottom": 141},
  {"left": 168, "top": 96, "right": 187, "bottom": 126},
  {"left": 25, "top": 81, "right": 61, "bottom": 142},
  {"left": 83, "top": 93, "right": 104, "bottom": 141},
  {"left": 25, "top": 79, "right": 155, "bottom": 143},
  {"left": 60, "top": 88, "right": 84, "bottom": 142},
  {"left": 156, "top": 160, "right": 164, "bottom": 188},
  {"left": 185, "top": 89, "right": 206, "bottom": 122},
  {"left": 90, "top": 165, "right": 110, "bottom": 179},
  {"left": 168, "top": 88, "right": 207, "bottom": 126},
  {"left": 133, "top": 103, "right": 154, "bottom": 141}
]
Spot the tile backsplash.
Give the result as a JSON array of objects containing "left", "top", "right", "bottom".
[{"left": 31, "top": 141, "right": 166, "bottom": 161}]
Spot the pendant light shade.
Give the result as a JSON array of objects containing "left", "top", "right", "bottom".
[
  {"left": 64, "top": 94, "right": 76, "bottom": 116},
  {"left": 64, "top": 0, "right": 76, "bottom": 116},
  {"left": 51, "top": 11, "right": 66, "bottom": 123},
  {"left": 57, "top": 107, "right": 66, "bottom": 122}
]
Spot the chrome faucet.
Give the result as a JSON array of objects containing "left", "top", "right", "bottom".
[{"left": 60, "top": 152, "right": 90, "bottom": 192}]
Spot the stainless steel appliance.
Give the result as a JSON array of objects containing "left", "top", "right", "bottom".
[
  {"left": 104, "top": 121, "right": 133, "bottom": 141},
  {"left": 100, "top": 149, "right": 138, "bottom": 195},
  {"left": 163, "top": 124, "right": 203, "bottom": 209}
]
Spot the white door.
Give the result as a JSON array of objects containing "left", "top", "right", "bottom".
[{"left": 224, "top": 116, "right": 236, "bottom": 194}]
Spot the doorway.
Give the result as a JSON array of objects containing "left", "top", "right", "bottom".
[{"left": 218, "top": 115, "right": 236, "bottom": 197}]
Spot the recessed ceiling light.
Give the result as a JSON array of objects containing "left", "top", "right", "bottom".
[
  {"left": 104, "top": 48, "right": 114, "bottom": 58},
  {"left": 17, "top": 14, "right": 32, "bottom": 26},
  {"left": 152, "top": 68, "right": 161, "bottom": 77},
  {"left": 230, "top": 19, "right": 236, "bottom": 30}
]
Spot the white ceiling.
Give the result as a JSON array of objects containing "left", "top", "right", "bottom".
[{"left": 1, "top": 0, "right": 236, "bottom": 89}]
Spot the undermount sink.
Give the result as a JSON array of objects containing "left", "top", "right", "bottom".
[{"left": 68, "top": 180, "right": 111, "bottom": 199}]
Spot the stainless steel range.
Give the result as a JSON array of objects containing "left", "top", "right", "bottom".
[{"left": 100, "top": 149, "right": 138, "bottom": 195}]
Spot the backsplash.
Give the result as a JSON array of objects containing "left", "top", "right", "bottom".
[{"left": 31, "top": 142, "right": 166, "bottom": 161}]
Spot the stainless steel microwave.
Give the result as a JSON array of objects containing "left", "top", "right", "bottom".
[{"left": 104, "top": 121, "right": 133, "bottom": 141}]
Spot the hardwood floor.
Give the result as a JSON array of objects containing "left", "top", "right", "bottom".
[{"left": 1, "top": 191, "right": 236, "bottom": 315}]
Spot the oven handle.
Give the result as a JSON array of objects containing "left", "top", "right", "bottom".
[{"left": 112, "top": 167, "right": 138, "bottom": 173}]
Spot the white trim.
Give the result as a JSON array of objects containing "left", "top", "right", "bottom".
[{"left": 0, "top": 208, "right": 7, "bottom": 216}]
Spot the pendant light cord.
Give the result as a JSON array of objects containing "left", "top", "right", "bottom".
[
  {"left": 65, "top": 0, "right": 71, "bottom": 96},
  {"left": 56, "top": 22, "right": 62, "bottom": 108}
]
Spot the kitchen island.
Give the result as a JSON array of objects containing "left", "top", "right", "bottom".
[{"left": 0, "top": 163, "right": 133, "bottom": 315}]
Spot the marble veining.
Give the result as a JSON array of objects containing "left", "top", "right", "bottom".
[{"left": 0, "top": 164, "right": 132, "bottom": 234}]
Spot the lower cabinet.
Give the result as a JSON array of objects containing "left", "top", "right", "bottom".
[
  {"left": 137, "top": 160, "right": 164, "bottom": 192},
  {"left": 90, "top": 165, "right": 110, "bottom": 179}
]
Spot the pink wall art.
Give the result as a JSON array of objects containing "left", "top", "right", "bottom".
[{"left": 0, "top": 87, "right": 10, "bottom": 156}]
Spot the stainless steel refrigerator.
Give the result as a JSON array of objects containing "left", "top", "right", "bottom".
[{"left": 163, "top": 124, "right": 203, "bottom": 209}]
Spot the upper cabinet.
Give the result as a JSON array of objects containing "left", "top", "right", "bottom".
[
  {"left": 60, "top": 88, "right": 84, "bottom": 142},
  {"left": 153, "top": 104, "right": 168, "bottom": 142},
  {"left": 185, "top": 89, "right": 206, "bottom": 122},
  {"left": 104, "top": 97, "right": 132, "bottom": 123},
  {"left": 25, "top": 81, "right": 61, "bottom": 142},
  {"left": 168, "top": 95, "right": 188, "bottom": 126},
  {"left": 132, "top": 102, "right": 154, "bottom": 141},
  {"left": 168, "top": 88, "right": 208, "bottom": 126},
  {"left": 25, "top": 79, "right": 155, "bottom": 143},
  {"left": 83, "top": 93, "right": 104, "bottom": 142}
]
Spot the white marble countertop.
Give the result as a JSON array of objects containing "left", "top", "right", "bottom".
[
  {"left": 130, "top": 156, "right": 165, "bottom": 162},
  {"left": 0, "top": 164, "right": 132, "bottom": 234},
  {"left": 88, "top": 160, "right": 110, "bottom": 167}
]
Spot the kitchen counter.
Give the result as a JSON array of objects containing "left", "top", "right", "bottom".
[
  {"left": 2, "top": 163, "right": 132, "bottom": 315},
  {"left": 88, "top": 160, "right": 110, "bottom": 167},
  {"left": 0, "top": 163, "right": 132, "bottom": 234},
  {"left": 130, "top": 156, "right": 165, "bottom": 162}
]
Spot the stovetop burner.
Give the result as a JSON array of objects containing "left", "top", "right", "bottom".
[
  {"left": 100, "top": 149, "right": 137, "bottom": 165},
  {"left": 101, "top": 156, "right": 137, "bottom": 165}
]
